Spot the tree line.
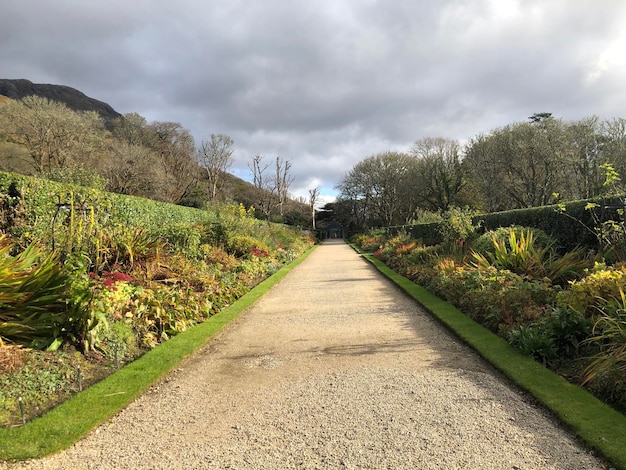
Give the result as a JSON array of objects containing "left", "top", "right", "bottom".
[
  {"left": 332, "top": 113, "right": 626, "bottom": 231},
  {"left": 0, "top": 95, "right": 309, "bottom": 225}
]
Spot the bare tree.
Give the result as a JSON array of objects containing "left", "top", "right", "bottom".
[
  {"left": 196, "top": 134, "right": 234, "bottom": 201},
  {"left": 0, "top": 95, "right": 106, "bottom": 173},
  {"left": 151, "top": 121, "right": 198, "bottom": 203},
  {"left": 308, "top": 186, "right": 320, "bottom": 230},
  {"left": 565, "top": 116, "right": 604, "bottom": 200},
  {"left": 111, "top": 113, "right": 153, "bottom": 147},
  {"left": 336, "top": 151, "right": 416, "bottom": 226},
  {"left": 249, "top": 154, "right": 275, "bottom": 219},
  {"left": 275, "top": 157, "right": 294, "bottom": 216},
  {"left": 104, "top": 140, "right": 158, "bottom": 197}
]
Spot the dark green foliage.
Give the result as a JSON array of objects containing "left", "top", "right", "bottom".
[
  {"left": 508, "top": 324, "right": 558, "bottom": 365},
  {"left": 386, "top": 222, "right": 443, "bottom": 245},
  {"left": 508, "top": 307, "right": 591, "bottom": 367},
  {"left": 385, "top": 196, "right": 626, "bottom": 255},
  {"left": 477, "top": 197, "right": 624, "bottom": 253},
  {"left": 545, "top": 307, "right": 592, "bottom": 358}
]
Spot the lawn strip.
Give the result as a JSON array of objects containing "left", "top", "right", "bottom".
[
  {"left": 360, "top": 250, "right": 626, "bottom": 470},
  {"left": 0, "top": 245, "right": 317, "bottom": 462}
]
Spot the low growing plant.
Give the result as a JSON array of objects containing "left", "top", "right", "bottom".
[
  {"left": 508, "top": 324, "right": 558, "bottom": 366},
  {"left": 161, "top": 223, "right": 205, "bottom": 259},
  {"left": 101, "top": 321, "right": 138, "bottom": 367},
  {"left": 353, "top": 229, "right": 387, "bottom": 253},
  {"left": 414, "top": 263, "right": 555, "bottom": 334},
  {"left": 508, "top": 307, "right": 591, "bottom": 367}
]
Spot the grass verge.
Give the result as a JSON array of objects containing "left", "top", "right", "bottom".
[
  {"left": 0, "top": 245, "right": 317, "bottom": 462},
  {"left": 359, "top": 249, "right": 626, "bottom": 470}
]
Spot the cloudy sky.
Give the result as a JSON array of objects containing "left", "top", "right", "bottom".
[{"left": 2, "top": 1, "right": 626, "bottom": 203}]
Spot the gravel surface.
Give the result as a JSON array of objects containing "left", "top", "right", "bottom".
[{"left": 2, "top": 240, "right": 610, "bottom": 469}]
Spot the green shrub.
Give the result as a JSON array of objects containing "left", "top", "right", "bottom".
[
  {"left": 375, "top": 231, "right": 413, "bottom": 261},
  {"left": 508, "top": 307, "right": 591, "bottom": 367},
  {"left": 94, "top": 225, "right": 164, "bottom": 271},
  {"left": 415, "top": 263, "right": 555, "bottom": 334},
  {"left": 404, "top": 244, "right": 443, "bottom": 268},
  {"left": 101, "top": 321, "right": 137, "bottom": 367},
  {"left": 126, "top": 284, "right": 212, "bottom": 349},
  {"left": 227, "top": 234, "right": 263, "bottom": 258},
  {"left": 543, "top": 306, "right": 592, "bottom": 358},
  {"left": 161, "top": 223, "right": 205, "bottom": 259},
  {"left": 438, "top": 206, "right": 482, "bottom": 247},
  {"left": 557, "top": 264, "right": 626, "bottom": 317},
  {"left": 508, "top": 324, "right": 558, "bottom": 366}
]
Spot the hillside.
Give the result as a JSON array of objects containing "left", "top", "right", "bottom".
[
  {"left": 0, "top": 79, "right": 121, "bottom": 125},
  {"left": 0, "top": 79, "right": 309, "bottom": 221}
]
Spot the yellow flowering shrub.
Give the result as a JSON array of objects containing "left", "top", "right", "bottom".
[{"left": 557, "top": 264, "right": 626, "bottom": 317}]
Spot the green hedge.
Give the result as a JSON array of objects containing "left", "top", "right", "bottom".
[
  {"left": 476, "top": 198, "right": 623, "bottom": 252},
  {"left": 384, "top": 196, "right": 625, "bottom": 251},
  {"left": 0, "top": 171, "right": 216, "bottom": 247},
  {"left": 385, "top": 222, "right": 443, "bottom": 245}
]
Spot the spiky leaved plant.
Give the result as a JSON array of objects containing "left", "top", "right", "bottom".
[
  {"left": 471, "top": 228, "right": 588, "bottom": 284},
  {"left": 0, "top": 235, "right": 69, "bottom": 350},
  {"left": 583, "top": 289, "right": 626, "bottom": 386}
]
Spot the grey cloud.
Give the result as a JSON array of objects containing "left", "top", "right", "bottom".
[{"left": 2, "top": 0, "right": 626, "bottom": 200}]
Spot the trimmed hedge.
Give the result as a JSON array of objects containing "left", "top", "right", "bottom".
[
  {"left": 0, "top": 171, "right": 217, "bottom": 247},
  {"left": 385, "top": 221, "right": 443, "bottom": 245},
  {"left": 477, "top": 198, "right": 623, "bottom": 252},
  {"left": 384, "top": 196, "right": 625, "bottom": 252}
]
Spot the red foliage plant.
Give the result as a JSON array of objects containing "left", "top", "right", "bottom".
[
  {"left": 89, "top": 269, "right": 133, "bottom": 290},
  {"left": 250, "top": 247, "right": 269, "bottom": 258}
]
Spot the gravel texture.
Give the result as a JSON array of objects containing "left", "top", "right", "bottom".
[{"left": 2, "top": 240, "right": 610, "bottom": 469}]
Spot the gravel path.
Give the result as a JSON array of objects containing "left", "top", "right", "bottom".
[{"left": 4, "top": 240, "right": 609, "bottom": 469}]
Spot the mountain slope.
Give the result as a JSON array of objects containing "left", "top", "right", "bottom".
[{"left": 0, "top": 78, "right": 121, "bottom": 124}]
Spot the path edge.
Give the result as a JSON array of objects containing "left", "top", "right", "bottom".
[
  {"left": 356, "top": 246, "right": 626, "bottom": 470},
  {"left": 0, "top": 245, "right": 318, "bottom": 462}
]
